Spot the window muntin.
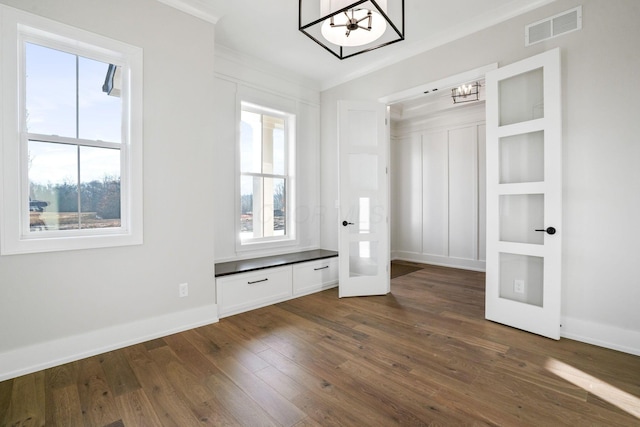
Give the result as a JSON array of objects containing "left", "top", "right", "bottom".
[
  {"left": 239, "top": 105, "right": 293, "bottom": 244},
  {"left": 25, "top": 41, "right": 124, "bottom": 233}
]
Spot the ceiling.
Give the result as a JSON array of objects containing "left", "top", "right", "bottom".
[{"left": 160, "top": 0, "right": 557, "bottom": 90}]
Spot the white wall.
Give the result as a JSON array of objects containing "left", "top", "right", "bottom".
[
  {"left": 0, "top": 0, "right": 218, "bottom": 380},
  {"left": 212, "top": 48, "right": 322, "bottom": 261},
  {"left": 321, "top": 0, "right": 640, "bottom": 355}
]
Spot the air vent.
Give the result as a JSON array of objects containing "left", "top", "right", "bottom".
[{"left": 526, "top": 6, "right": 582, "bottom": 46}]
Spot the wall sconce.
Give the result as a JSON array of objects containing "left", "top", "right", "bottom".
[
  {"left": 452, "top": 82, "right": 480, "bottom": 104},
  {"left": 299, "top": 0, "right": 404, "bottom": 60}
]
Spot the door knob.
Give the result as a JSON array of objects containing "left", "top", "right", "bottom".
[
  {"left": 535, "top": 227, "right": 556, "bottom": 235},
  {"left": 342, "top": 220, "right": 354, "bottom": 226}
]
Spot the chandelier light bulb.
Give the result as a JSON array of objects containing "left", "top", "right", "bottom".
[{"left": 321, "top": 8, "right": 387, "bottom": 47}]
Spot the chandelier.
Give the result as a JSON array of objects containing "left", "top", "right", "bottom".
[
  {"left": 451, "top": 82, "right": 480, "bottom": 104},
  {"left": 299, "top": 0, "right": 405, "bottom": 60}
]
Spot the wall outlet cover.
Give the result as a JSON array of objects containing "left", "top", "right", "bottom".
[{"left": 179, "top": 283, "right": 189, "bottom": 297}]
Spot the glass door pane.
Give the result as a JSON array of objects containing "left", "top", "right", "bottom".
[
  {"left": 499, "top": 194, "right": 544, "bottom": 244},
  {"left": 499, "top": 253, "right": 544, "bottom": 307},
  {"left": 349, "top": 241, "right": 379, "bottom": 277},
  {"left": 499, "top": 68, "right": 544, "bottom": 126},
  {"left": 500, "top": 131, "right": 544, "bottom": 184}
]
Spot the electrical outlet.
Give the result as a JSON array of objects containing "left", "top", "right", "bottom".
[
  {"left": 178, "top": 283, "right": 188, "bottom": 298},
  {"left": 514, "top": 279, "right": 525, "bottom": 294}
]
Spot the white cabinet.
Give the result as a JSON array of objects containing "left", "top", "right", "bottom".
[
  {"left": 292, "top": 258, "right": 338, "bottom": 296},
  {"left": 216, "top": 258, "right": 338, "bottom": 318},
  {"left": 217, "top": 266, "right": 292, "bottom": 318}
]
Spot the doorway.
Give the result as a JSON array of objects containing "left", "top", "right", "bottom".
[{"left": 383, "top": 66, "right": 495, "bottom": 274}]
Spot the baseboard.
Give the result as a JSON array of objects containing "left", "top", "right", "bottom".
[
  {"left": 392, "top": 251, "right": 486, "bottom": 272},
  {"left": 0, "top": 304, "right": 219, "bottom": 382},
  {"left": 561, "top": 316, "right": 640, "bottom": 357}
]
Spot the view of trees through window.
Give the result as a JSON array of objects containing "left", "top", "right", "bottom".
[
  {"left": 240, "top": 108, "right": 288, "bottom": 241},
  {"left": 25, "top": 42, "right": 122, "bottom": 232}
]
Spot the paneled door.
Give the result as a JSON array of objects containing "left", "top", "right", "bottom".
[
  {"left": 338, "top": 100, "right": 390, "bottom": 297},
  {"left": 485, "top": 48, "right": 562, "bottom": 339}
]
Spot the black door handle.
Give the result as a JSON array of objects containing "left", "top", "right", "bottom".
[
  {"left": 342, "top": 221, "right": 354, "bottom": 226},
  {"left": 535, "top": 227, "right": 556, "bottom": 235}
]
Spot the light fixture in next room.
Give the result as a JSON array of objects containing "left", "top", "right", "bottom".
[
  {"left": 452, "top": 82, "right": 480, "bottom": 104},
  {"left": 299, "top": 0, "right": 404, "bottom": 60}
]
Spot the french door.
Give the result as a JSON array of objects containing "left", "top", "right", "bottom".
[
  {"left": 485, "top": 48, "right": 562, "bottom": 339},
  {"left": 337, "top": 100, "right": 390, "bottom": 297}
]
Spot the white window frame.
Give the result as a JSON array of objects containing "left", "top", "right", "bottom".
[
  {"left": 236, "top": 98, "right": 297, "bottom": 252},
  {"left": 0, "top": 5, "right": 143, "bottom": 255}
]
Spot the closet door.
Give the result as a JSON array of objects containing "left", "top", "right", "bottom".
[
  {"left": 392, "top": 134, "right": 422, "bottom": 254},
  {"left": 449, "top": 126, "right": 478, "bottom": 261},
  {"left": 422, "top": 131, "right": 448, "bottom": 257}
]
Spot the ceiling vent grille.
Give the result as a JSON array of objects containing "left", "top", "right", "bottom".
[{"left": 526, "top": 6, "right": 582, "bottom": 46}]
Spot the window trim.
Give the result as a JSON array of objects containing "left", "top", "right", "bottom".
[
  {"left": 236, "top": 99, "right": 297, "bottom": 252},
  {"left": 0, "top": 5, "right": 143, "bottom": 255}
]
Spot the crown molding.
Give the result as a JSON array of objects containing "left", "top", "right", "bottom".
[
  {"left": 215, "top": 45, "right": 321, "bottom": 94},
  {"left": 155, "top": 0, "right": 220, "bottom": 24},
  {"left": 320, "top": 0, "right": 557, "bottom": 90}
]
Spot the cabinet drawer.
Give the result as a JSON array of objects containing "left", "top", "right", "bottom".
[
  {"left": 292, "top": 258, "right": 338, "bottom": 296},
  {"left": 217, "top": 266, "right": 292, "bottom": 317}
]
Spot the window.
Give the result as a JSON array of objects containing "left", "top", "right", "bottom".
[
  {"left": 239, "top": 102, "right": 295, "bottom": 246},
  {"left": 0, "top": 6, "right": 143, "bottom": 254}
]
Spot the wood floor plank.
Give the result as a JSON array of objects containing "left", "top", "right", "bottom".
[
  {"left": 254, "top": 365, "right": 302, "bottom": 401},
  {"left": 45, "top": 384, "right": 83, "bottom": 427},
  {"left": 123, "top": 344, "right": 201, "bottom": 427},
  {"left": 75, "top": 356, "right": 121, "bottom": 427},
  {"left": 147, "top": 345, "right": 241, "bottom": 426},
  {"left": 45, "top": 362, "right": 79, "bottom": 390},
  {"left": 292, "top": 416, "right": 324, "bottom": 427},
  {"left": 0, "top": 379, "right": 13, "bottom": 425},
  {"left": 203, "top": 371, "right": 280, "bottom": 427},
  {"left": 181, "top": 329, "right": 281, "bottom": 426},
  {"left": 257, "top": 347, "right": 401, "bottom": 426},
  {"left": 114, "top": 389, "right": 163, "bottom": 427},
  {"left": 2, "top": 372, "right": 45, "bottom": 427},
  {"left": 161, "top": 332, "right": 220, "bottom": 378},
  {"left": 99, "top": 350, "right": 141, "bottom": 397},
  {"left": 193, "top": 322, "right": 271, "bottom": 373},
  {"left": 2, "top": 262, "right": 639, "bottom": 426},
  {"left": 212, "top": 354, "right": 307, "bottom": 426}
]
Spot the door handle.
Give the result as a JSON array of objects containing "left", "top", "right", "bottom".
[
  {"left": 535, "top": 227, "right": 557, "bottom": 235},
  {"left": 342, "top": 221, "right": 354, "bottom": 226}
]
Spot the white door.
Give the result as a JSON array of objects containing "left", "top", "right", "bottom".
[
  {"left": 338, "top": 100, "right": 390, "bottom": 297},
  {"left": 485, "top": 48, "right": 562, "bottom": 339}
]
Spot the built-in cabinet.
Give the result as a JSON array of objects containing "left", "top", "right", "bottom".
[
  {"left": 216, "top": 257, "right": 338, "bottom": 318},
  {"left": 391, "top": 105, "right": 486, "bottom": 271}
]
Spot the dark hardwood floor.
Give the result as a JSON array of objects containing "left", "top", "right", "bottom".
[{"left": 2, "top": 262, "right": 639, "bottom": 426}]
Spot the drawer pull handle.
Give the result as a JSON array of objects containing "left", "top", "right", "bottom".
[
  {"left": 248, "top": 278, "right": 269, "bottom": 285},
  {"left": 314, "top": 266, "right": 329, "bottom": 271}
]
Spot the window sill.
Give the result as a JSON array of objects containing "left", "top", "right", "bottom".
[
  {"left": 236, "top": 237, "right": 299, "bottom": 255},
  {"left": 1, "top": 230, "right": 143, "bottom": 255}
]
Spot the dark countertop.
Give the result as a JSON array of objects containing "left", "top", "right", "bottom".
[{"left": 215, "top": 249, "right": 338, "bottom": 277}]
